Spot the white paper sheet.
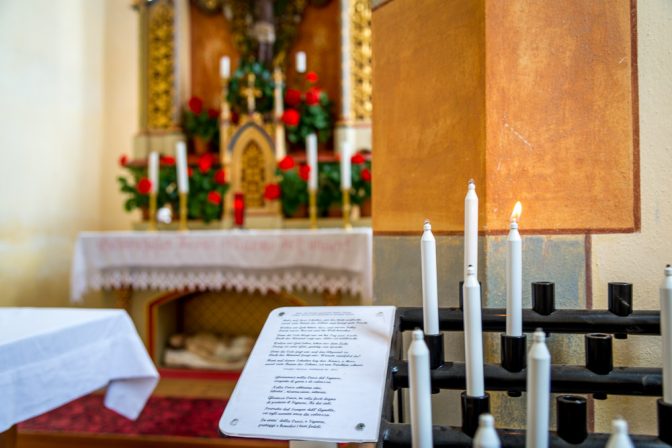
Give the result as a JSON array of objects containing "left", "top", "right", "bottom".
[{"left": 219, "top": 306, "right": 396, "bottom": 443}]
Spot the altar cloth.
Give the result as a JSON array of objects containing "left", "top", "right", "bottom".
[
  {"left": 0, "top": 308, "right": 159, "bottom": 432},
  {"left": 71, "top": 228, "right": 373, "bottom": 303}
]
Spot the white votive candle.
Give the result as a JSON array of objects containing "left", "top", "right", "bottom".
[
  {"left": 306, "top": 133, "right": 318, "bottom": 191},
  {"left": 506, "top": 201, "right": 523, "bottom": 336},
  {"left": 526, "top": 329, "right": 550, "bottom": 448},
  {"left": 176, "top": 142, "right": 189, "bottom": 193},
  {"left": 661, "top": 265, "right": 672, "bottom": 403},
  {"left": 220, "top": 56, "right": 231, "bottom": 78},
  {"left": 421, "top": 220, "right": 439, "bottom": 335},
  {"left": 464, "top": 180, "right": 478, "bottom": 278},
  {"left": 463, "top": 265, "right": 484, "bottom": 397},
  {"left": 340, "top": 142, "right": 352, "bottom": 190},
  {"left": 148, "top": 151, "right": 159, "bottom": 194},
  {"left": 606, "top": 418, "right": 634, "bottom": 448},
  {"left": 295, "top": 51, "right": 306, "bottom": 73},
  {"left": 408, "top": 329, "right": 433, "bottom": 448},
  {"left": 473, "top": 414, "right": 501, "bottom": 448}
]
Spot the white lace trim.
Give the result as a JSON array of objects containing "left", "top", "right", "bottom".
[{"left": 89, "top": 268, "right": 365, "bottom": 298}]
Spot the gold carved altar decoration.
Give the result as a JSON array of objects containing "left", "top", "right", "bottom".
[{"left": 350, "top": 0, "right": 372, "bottom": 122}]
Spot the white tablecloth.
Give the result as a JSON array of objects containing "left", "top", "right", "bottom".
[
  {"left": 0, "top": 308, "right": 159, "bottom": 432},
  {"left": 71, "top": 229, "right": 373, "bottom": 303}
]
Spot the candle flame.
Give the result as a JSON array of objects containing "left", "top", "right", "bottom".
[{"left": 510, "top": 201, "right": 523, "bottom": 222}]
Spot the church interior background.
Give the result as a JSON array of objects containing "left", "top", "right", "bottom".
[{"left": 0, "top": 0, "right": 671, "bottom": 446}]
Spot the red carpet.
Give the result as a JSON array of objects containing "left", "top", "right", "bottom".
[{"left": 19, "top": 394, "right": 227, "bottom": 438}]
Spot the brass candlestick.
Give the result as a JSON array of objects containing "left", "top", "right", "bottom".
[
  {"left": 309, "top": 189, "right": 318, "bottom": 229},
  {"left": 179, "top": 192, "right": 188, "bottom": 231},
  {"left": 342, "top": 189, "right": 352, "bottom": 230},
  {"left": 148, "top": 192, "right": 157, "bottom": 231}
]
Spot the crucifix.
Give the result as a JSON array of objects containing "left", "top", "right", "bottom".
[{"left": 241, "top": 72, "right": 262, "bottom": 115}]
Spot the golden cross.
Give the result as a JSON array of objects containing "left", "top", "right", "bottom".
[{"left": 241, "top": 72, "right": 262, "bottom": 114}]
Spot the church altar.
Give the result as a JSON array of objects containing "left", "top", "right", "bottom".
[
  {"left": 0, "top": 308, "right": 158, "bottom": 433},
  {"left": 71, "top": 228, "right": 373, "bottom": 304}
]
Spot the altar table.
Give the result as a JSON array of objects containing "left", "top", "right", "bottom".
[
  {"left": 71, "top": 228, "right": 373, "bottom": 303},
  {"left": 0, "top": 308, "right": 158, "bottom": 432}
]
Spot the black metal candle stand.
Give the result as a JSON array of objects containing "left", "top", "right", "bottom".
[{"left": 378, "top": 303, "right": 669, "bottom": 447}]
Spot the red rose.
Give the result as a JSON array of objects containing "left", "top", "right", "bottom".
[
  {"left": 207, "top": 108, "right": 220, "bottom": 119},
  {"left": 214, "top": 169, "right": 227, "bottom": 185},
  {"left": 207, "top": 191, "right": 222, "bottom": 205},
  {"left": 351, "top": 153, "right": 366, "bottom": 165},
  {"left": 160, "top": 155, "right": 175, "bottom": 166},
  {"left": 361, "top": 168, "right": 372, "bottom": 182},
  {"left": 188, "top": 96, "right": 203, "bottom": 114},
  {"left": 264, "top": 183, "right": 281, "bottom": 200},
  {"left": 305, "top": 87, "right": 321, "bottom": 106},
  {"left": 299, "top": 164, "right": 310, "bottom": 181},
  {"left": 278, "top": 155, "right": 295, "bottom": 171},
  {"left": 306, "top": 71, "right": 319, "bottom": 84},
  {"left": 119, "top": 154, "right": 128, "bottom": 167},
  {"left": 199, "top": 153, "right": 214, "bottom": 173},
  {"left": 137, "top": 177, "right": 152, "bottom": 195},
  {"left": 284, "top": 89, "right": 302, "bottom": 107},
  {"left": 188, "top": 167, "right": 194, "bottom": 177},
  {"left": 281, "top": 109, "right": 300, "bottom": 127}
]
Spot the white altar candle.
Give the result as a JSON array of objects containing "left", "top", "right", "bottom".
[
  {"left": 306, "top": 133, "right": 318, "bottom": 191},
  {"left": 526, "top": 329, "right": 550, "bottom": 448},
  {"left": 176, "top": 142, "right": 189, "bottom": 194},
  {"left": 506, "top": 201, "right": 523, "bottom": 336},
  {"left": 408, "top": 329, "right": 433, "bottom": 448},
  {"left": 473, "top": 414, "right": 500, "bottom": 448},
  {"left": 464, "top": 180, "right": 478, "bottom": 278},
  {"left": 606, "top": 418, "right": 634, "bottom": 448},
  {"left": 421, "top": 220, "right": 439, "bottom": 335},
  {"left": 661, "top": 265, "right": 672, "bottom": 403},
  {"left": 463, "top": 265, "right": 484, "bottom": 397},
  {"left": 148, "top": 151, "right": 159, "bottom": 194},
  {"left": 219, "top": 56, "right": 231, "bottom": 78},
  {"left": 295, "top": 51, "right": 307, "bottom": 73},
  {"left": 340, "top": 141, "right": 352, "bottom": 190}
]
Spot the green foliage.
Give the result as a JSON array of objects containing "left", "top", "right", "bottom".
[
  {"left": 182, "top": 108, "right": 219, "bottom": 142},
  {"left": 227, "top": 60, "right": 275, "bottom": 115},
  {"left": 317, "top": 163, "right": 341, "bottom": 216},
  {"left": 351, "top": 160, "right": 372, "bottom": 206},
  {"left": 285, "top": 92, "right": 333, "bottom": 146},
  {"left": 188, "top": 168, "right": 229, "bottom": 223},
  {"left": 276, "top": 167, "right": 308, "bottom": 218}
]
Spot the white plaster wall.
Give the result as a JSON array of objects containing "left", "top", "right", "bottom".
[
  {"left": 590, "top": 0, "right": 672, "bottom": 434},
  {"left": 0, "top": 0, "right": 136, "bottom": 307}
]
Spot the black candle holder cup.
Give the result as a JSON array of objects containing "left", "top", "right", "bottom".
[
  {"left": 424, "top": 333, "right": 444, "bottom": 394},
  {"left": 658, "top": 399, "right": 672, "bottom": 445},
  {"left": 460, "top": 392, "right": 490, "bottom": 438},
  {"left": 609, "top": 282, "right": 633, "bottom": 339},
  {"left": 557, "top": 395, "right": 588, "bottom": 444},
  {"left": 500, "top": 334, "right": 527, "bottom": 373},
  {"left": 585, "top": 333, "right": 613, "bottom": 375},
  {"left": 532, "top": 281, "right": 556, "bottom": 315}
]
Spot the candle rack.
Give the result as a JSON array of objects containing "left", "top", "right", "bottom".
[{"left": 378, "top": 296, "right": 669, "bottom": 447}]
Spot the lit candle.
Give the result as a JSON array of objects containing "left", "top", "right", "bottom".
[
  {"left": 340, "top": 142, "right": 352, "bottom": 190},
  {"left": 661, "top": 265, "right": 672, "bottom": 403},
  {"left": 306, "top": 133, "right": 318, "bottom": 191},
  {"left": 473, "top": 414, "right": 500, "bottom": 448},
  {"left": 421, "top": 220, "right": 439, "bottom": 335},
  {"left": 176, "top": 142, "right": 189, "bottom": 193},
  {"left": 464, "top": 180, "right": 478, "bottom": 278},
  {"left": 526, "top": 329, "right": 550, "bottom": 448},
  {"left": 506, "top": 201, "right": 523, "bottom": 336},
  {"left": 219, "top": 56, "right": 230, "bottom": 78},
  {"left": 606, "top": 418, "right": 634, "bottom": 448},
  {"left": 148, "top": 151, "right": 159, "bottom": 194},
  {"left": 295, "top": 51, "right": 306, "bottom": 73},
  {"left": 408, "top": 329, "right": 433, "bottom": 448},
  {"left": 463, "top": 265, "right": 484, "bottom": 397}
]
